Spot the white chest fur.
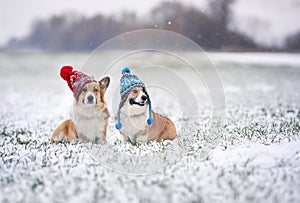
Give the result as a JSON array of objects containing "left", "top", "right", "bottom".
[
  {"left": 120, "top": 112, "right": 148, "bottom": 142},
  {"left": 71, "top": 106, "right": 107, "bottom": 142}
]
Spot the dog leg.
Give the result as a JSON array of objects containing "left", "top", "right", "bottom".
[
  {"left": 95, "top": 131, "right": 106, "bottom": 144},
  {"left": 121, "top": 134, "right": 129, "bottom": 142},
  {"left": 51, "top": 119, "right": 78, "bottom": 142},
  {"left": 51, "top": 121, "right": 66, "bottom": 142},
  {"left": 102, "top": 122, "right": 108, "bottom": 142},
  {"left": 128, "top": 137, "right": 136, "bottom": 145}
]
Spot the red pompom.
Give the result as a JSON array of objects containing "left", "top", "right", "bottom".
[{"left": 60, "top": 65, "right": 73, "bottom": 81}]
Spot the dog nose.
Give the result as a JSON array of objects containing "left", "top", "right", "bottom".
[
  {"left": 141, "top": 95, "right": 147, "bottom": 101},
  {"left": 87, "top": 95, "right": 94, "bottom": 102}
]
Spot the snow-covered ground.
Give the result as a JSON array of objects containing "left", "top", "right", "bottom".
[{"left": 0, "top": 52, "right": 299, "bottom": 202}]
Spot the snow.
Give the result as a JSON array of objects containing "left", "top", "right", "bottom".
[
  {"left": 213, "top": 140, "right": 300, "bottom": 169},
  {"left": 0, "top": 52, "right": 299, "bottom": 202},
  {"left": 210, "top": 52, "right": 300, "bottom": 66}
]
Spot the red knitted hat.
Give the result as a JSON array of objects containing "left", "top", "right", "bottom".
[{"left": 60, "top": 65, "right": 96, "bottom": 100}]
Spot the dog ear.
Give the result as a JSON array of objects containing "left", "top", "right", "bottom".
[{"left": 99, "top": 77, "right": 110, "bottom": 93}]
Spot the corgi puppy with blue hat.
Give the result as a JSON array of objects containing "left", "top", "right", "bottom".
[{"left": 115, "top": 67, "right": 177, "bottom": 144}]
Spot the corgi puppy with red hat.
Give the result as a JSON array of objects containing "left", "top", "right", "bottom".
[
  {"left": 115, "top": 67, "right": 177, "bottom": 144},
  {"left": 51, "top": 66, "right": 110, "bottom": 143}
]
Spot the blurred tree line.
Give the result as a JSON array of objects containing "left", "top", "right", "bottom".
[
  {"left": 285, "top": 31, "right": 300, "bottom": 51},
  {"left": 6, "top": 0, "right": 300, "bottom": 51}
]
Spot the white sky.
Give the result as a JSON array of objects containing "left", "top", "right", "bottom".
[
  {"left": 231, "top": 0, "right": 300, "bottom": 47},
  {"left": 0, "top": 0, "right": 300, "bottom": 47}
]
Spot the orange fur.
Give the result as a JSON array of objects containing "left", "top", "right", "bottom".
[
  {"left": 51, "top": 77, "right": 110, "bottom": 143},
  {"left": 51, "top": 119, "right": 78, "bottom": 142},
  {"left": 146, "top": 112, "right": 177, "bottom": 141},
  {"left": 118, "top": 87, "right": 177, "bottom": 142}
]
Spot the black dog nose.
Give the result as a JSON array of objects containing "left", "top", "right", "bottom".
[
  {"left": 141, "top": 95, "right": 147, "bottom": 101},
  {"left": 87, "top": 95, "right": 94, "bottom": 102}
]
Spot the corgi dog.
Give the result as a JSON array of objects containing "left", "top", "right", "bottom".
[
  {"left": 117, "top": 86, "right": 177, "bottom": 144},
  {"left": 51, "top": 66, "right": 110, "bottom": 143}
]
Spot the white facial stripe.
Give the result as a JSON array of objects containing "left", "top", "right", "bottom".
[
  {"left": 136, "top": 91, "right": 146, "bottom": 103},
  {"left": 83, "top": 92, "right": 96, "bottom": 105}
]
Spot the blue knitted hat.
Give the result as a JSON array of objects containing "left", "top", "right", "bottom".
[{"left": 115, "top": 67, "right": 153, "bottom": 130}]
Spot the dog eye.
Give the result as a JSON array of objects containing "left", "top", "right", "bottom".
[
  {"left": 82, "top": 88, "right": 87, "bottom": 93},
  {"left": 93, "top": 88, "right": 98, "bottom": 93},
  {"left": 133, "top": 89, "right": 138, "bottom": 93}
]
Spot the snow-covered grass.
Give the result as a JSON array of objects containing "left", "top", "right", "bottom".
[{"left": 0, "top": 52, "right": 299, "bottom": 202}]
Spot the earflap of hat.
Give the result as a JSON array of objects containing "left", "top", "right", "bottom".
[
  {"left": 115, "top": 104, "right": 122, "bottom": 130},
  {"left": 147, "top": 102, "right": 154, "bottom": 125},
  {"left": 143, "top": 87, "right": 154, "bottom": 125}
]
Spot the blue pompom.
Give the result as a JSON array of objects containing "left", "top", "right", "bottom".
[
  {"left": 115, "top": 123, "right": 122, "bottom": 130},
  {"left": 122, "top": 67, "right": 131, "bottom": 75},
  {"left": 147, "top": 118, "right": 154, "bottom": 125}
]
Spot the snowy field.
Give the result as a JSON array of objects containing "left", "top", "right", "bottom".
[{"left": 0, "top": 51, "right": 299, "bottom": 202}]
